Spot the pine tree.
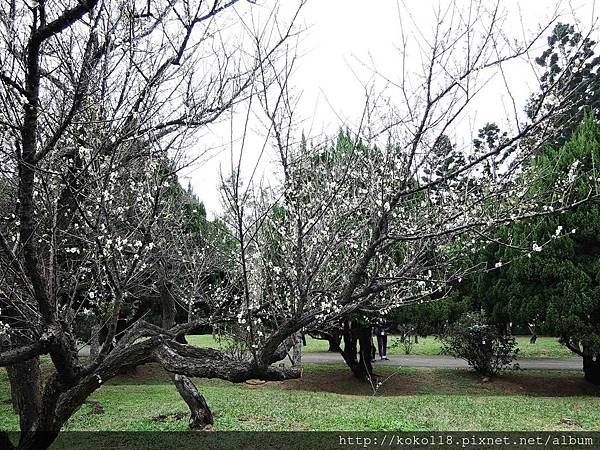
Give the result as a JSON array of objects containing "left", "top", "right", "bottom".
[{"left": 475, "top": 116, "right": 600, "bottom": 384}]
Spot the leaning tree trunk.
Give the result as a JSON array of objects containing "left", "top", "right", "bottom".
[
  {"left": 160, "top": 280, "right": 214, "bottom": 428},
  {"left": 171, "top": 374, "right": 214, "bottom": 428},
  {"left": 583, "top": 354, "right": 600, "bottom": 385}
]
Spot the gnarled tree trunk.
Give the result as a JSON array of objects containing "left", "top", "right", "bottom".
[
  {"left": 6, "top": 356, "right": 43, "bottom": 449},
  {"left": 290, "top": 332, "right": 303, "bottom": 367},
  {"left": 172, "top": 374, "right": 214, "bottom": 428},
  {"left": 339, "top": 322, "right": 374, "bottom": 381},
  {"left": 160, "top": 279, "right": 213, "bottom": 428}
]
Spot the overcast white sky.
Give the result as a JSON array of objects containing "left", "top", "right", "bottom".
[{"left": 181, "top": 0, "right": 598, "bottom": 219}]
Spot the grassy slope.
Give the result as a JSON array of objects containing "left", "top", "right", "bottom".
[
  {"left": 186, "top": 335, "right": 573, "bottom": 359},
  {"left": 1, "top": 364, "right": 598, "bottom": 432}
]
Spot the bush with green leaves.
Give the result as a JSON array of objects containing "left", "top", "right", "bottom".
[
  {"left": 451, "top": 115, "right": 600, "bottom": 384},
  {"left": 441, "top": 312, "right": 519, "bottom": 376}
]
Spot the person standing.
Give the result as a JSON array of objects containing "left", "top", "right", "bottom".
[
  {"left": 374, "top": 321, "right": 389, "bottom": 360},
  {"left": 370, "top": 325, "right": 377, "bottom": 362}
]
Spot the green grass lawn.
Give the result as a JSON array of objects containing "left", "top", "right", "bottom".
[
  {"left": 186, "top": 335, "right": 573, "bottom": 359},
  {"left": 1, "top": 364, "right": 598, "bottom": 433}
]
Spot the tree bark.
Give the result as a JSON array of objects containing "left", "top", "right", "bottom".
[
  {"left": 172, "top": 374, "right": 214, "bottom": 428},
  {"left": 342, "top": 326, "right": 357, "bottom": 363},
  {"left": 89, "top": 323, "right": 101, "bottom": 359},
  {"left": 356, "top": 327, "right": 374, "bottom": 379},
  {"left": 339, "top": 324, "right": 374, "bottom": 381},
  {"left": 327, "top": 333, "right": 342, "bottom": 352},
  {"left": 290, "top": 332, "right": 303, "bottom": 366},
  {"left": 6, "top": 358, "right": 42, "bottom": 434},
  {"left": 160, "top": 279, "right": 213, "bottom": 428}
]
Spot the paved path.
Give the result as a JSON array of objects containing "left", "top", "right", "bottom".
[
  {"left": 301, "top": 352, "right": 582, "bottom": 371},
  {"left": 78, "top": 345, "right": 581, "bottom": 371}
]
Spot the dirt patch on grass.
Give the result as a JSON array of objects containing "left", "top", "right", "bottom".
[
  {"left": 491, "top": 373, "right": 600, "bottom": 397},
  {"left": 273, "top": 369, "right": 436, "bottom": 396},
  {"left": 274, "top": 368, "right": 600, "bottom": 397},
  {"left": 84, "top": 400, "right": 105, "bottom": 415},
  {"left": 151, "top": 412, "right": 188, "bottom": 422},
  {"left": 559, "top": 417, "right": 581, "bottom": 427},
  {"left": 107, "top": 363, "right": 170, "bottom": 385},
  {"left": 103, "top": 362, "right": 599, "bottom": 398}
]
